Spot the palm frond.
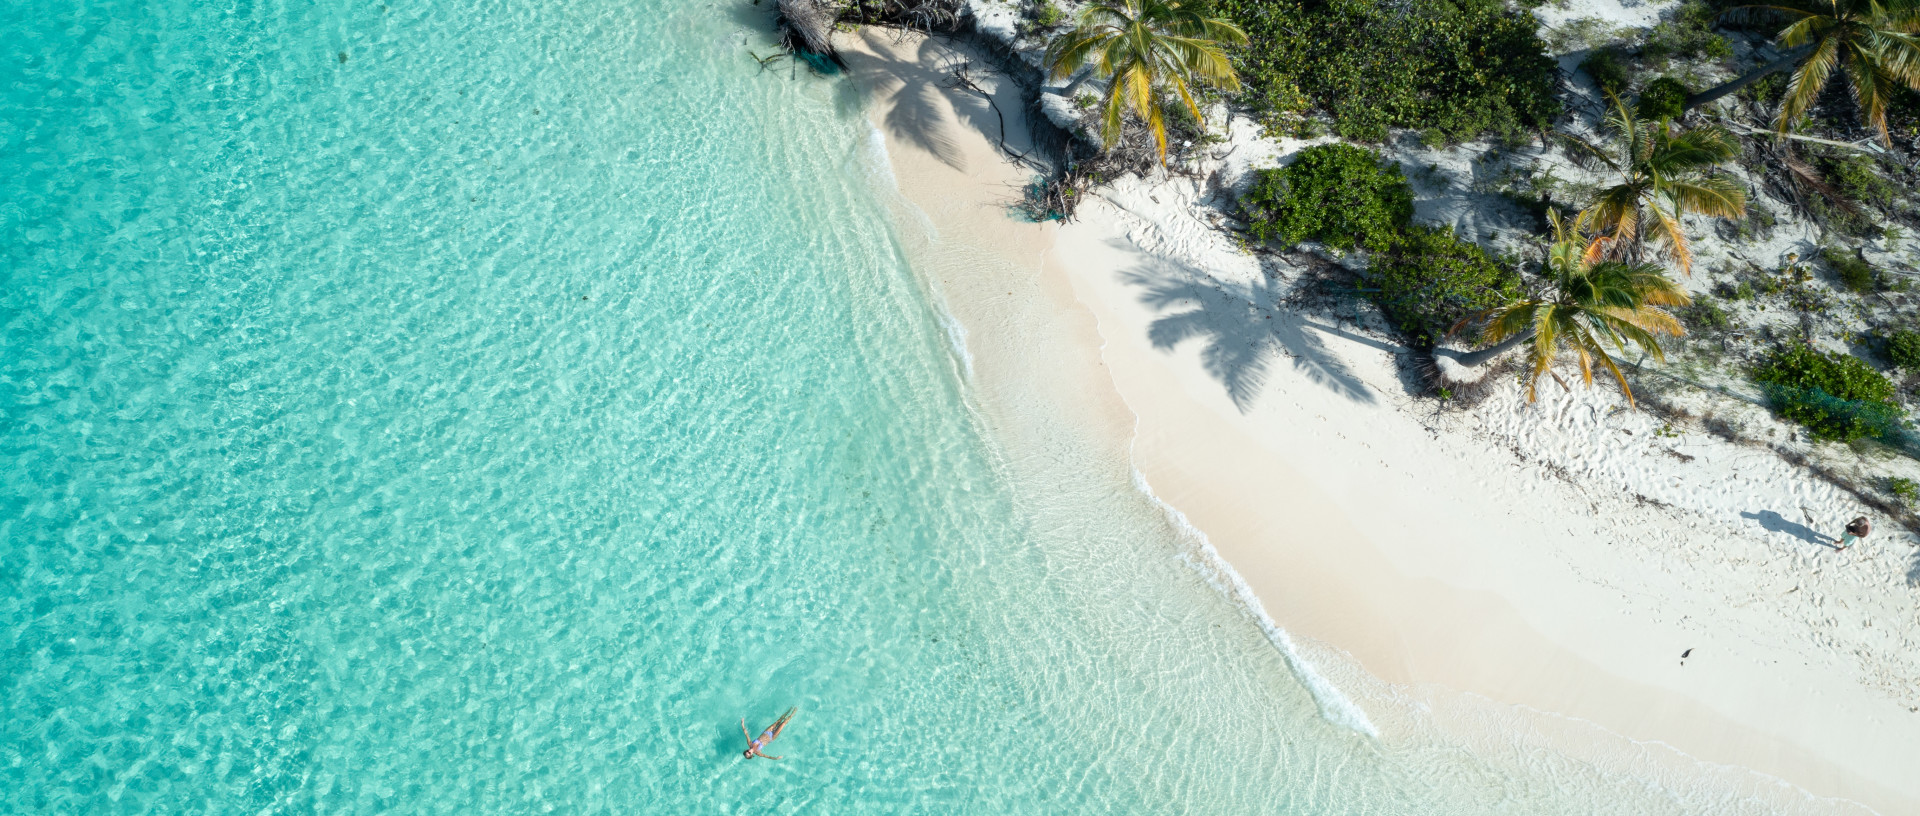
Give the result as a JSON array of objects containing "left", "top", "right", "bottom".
[
  {"left": 1665, "top": 176, "right": 1748, "bottom": 219},
  {"left": 1645, "top": 202, "right": 1696, "bottom": 273},
  {"left": 1556, "top": 131, "right": 1622, "bottom": 172},
  {"left": 1779, "top": 32, "right": 1843, "bottom": 130},
  {"left": 1844, "top": 43, "right": 1895, "bottom": 142},
  {"left": 1652, "top": 127, "right": 1741, "bottom": 171}
]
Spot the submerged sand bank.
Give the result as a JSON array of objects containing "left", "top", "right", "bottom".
[{"left": 836, "top": 27, "right": 1919, "bottom": 815}]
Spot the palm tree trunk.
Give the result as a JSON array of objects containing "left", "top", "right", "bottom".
[
  {"left": 1683, "top": 44, "right": 1815, "bottom": 111},
  {"left": 1440, "top": 329, "right": 1535, "bottom": 368},
  {"left": 1059, "top": 66, "right": 1095, "bottom": 96}
]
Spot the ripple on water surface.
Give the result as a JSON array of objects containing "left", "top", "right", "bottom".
[{"left": 0, "top": 1, "right": 1849, "bottom": 814}]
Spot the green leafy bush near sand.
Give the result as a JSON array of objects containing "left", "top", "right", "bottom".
[
  {"left": 1681, "top": 293, "right": 1731, "bottom": 331},
  {"left": 1033, "top": 0, "right": 1066, "bottom": 28},
  {"left": 1819, "top": 151, "right": 1898, "bottom": 208},
  {"left": 1241, "top": 144, "right": 1413, "bottom": 252},
  {"left": 1823, "top": 247, "right": 1878, "bottom": 293},
  {"left": 1580, "top": 49, "right": 1630, "bottom": 96},
  {"left": 1752, "top": 345, "right": 1904, "bottom": 441},
  {"left": 1887, "top": 329, "right": 1920, "bottom": 370},
  {"left": 1366, "top": 225, "right": 1522, "bottom": 346},
  {"left": 1216, "top": 0, "right": 1559, "bottom": 143},
  {"left": 1642, "top": 0, "right": 1733, "bottom": 62},
  {"left": 1636, "top": 77, "right": 1691, "bottom": 121},
  {"left": 1890, "top": 476, "right": 1920, "bottom": 504}
]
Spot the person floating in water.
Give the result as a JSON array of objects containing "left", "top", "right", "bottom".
[{"left": 741, "top": 707, "right": 797, "bottom": 760}]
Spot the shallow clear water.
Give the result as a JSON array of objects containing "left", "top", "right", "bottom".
[{"left": 1, "top": 1, "right": 1826, "bottom": 813}]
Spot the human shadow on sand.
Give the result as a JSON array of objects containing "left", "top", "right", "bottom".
[
  {"left": 1739, "top": 510, "right": 1834, "bottom": 548},
  {"left": 1119, "top": 244, "right": 1376, "bottom": 410}
]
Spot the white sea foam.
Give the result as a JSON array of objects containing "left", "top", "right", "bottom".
[
  {"left": 855, "top": 121, "right": 971, "bottom": 378},
  {"left": 1128, "top": 468, "right": 1380, "bottom": 737}
]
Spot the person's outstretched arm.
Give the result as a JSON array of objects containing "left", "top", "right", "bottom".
[
  {"left": 740, "top": 718, "right": 753, "bottom": 746},
  {"left": 761, "top": 752, "right": 782, "bottom": 760}
]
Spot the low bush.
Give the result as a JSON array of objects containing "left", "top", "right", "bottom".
[
  {"left": 1740, "top": 72, "right": 1788, "bottom": 106},
  {"left": 1822, "top": 247, "right": 1877, "bottom": 293},
  {"left": 1241, "top": 144, "right": 1413, "bottom": 252},
  {"left": 1033, "top": 0, "right": 1065, "bottom": 28},
  {"left": 1580, "top": 49, "right": 1630, "bottom": 96},
  {"left": 1365, "top": 226, "right": 1522, "bottom": 347},
  {"left": 1824, "top": 153, "right": 1896, "bottom": 208},
  {"left": 1890, "top": 476, "right": 1919, "bottom": 504},
  {"left": 1636, "top": 77, "right": 1690, "bottom": 121},
  {"left": 1752, "top": 345, "right": 1904, "bottom": 441},
  {"left": 1642, "top": 1, "right": 1733, "bottom": 62},
  {"left": 1887, "top": 329, "right": 1920, "bottom": 370},
  {"left": 1218, "top": 0, "right": 1559, "bottom": 143},
  {"left": 1681, "top": 294, "right": 1731, "bottom": 331}
]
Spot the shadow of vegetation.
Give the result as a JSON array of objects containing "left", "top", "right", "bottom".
[
  {"left": 844, "top": 36, "right": 969, "bottom": 171},
  {"left": 1908, "top": 547, "right": 1920, "bottom": 588},
  {"left": 1118, "top": 242, "right": 1377, "bottom": 410}
]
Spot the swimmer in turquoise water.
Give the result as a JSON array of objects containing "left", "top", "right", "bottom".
[{"left": 741, "top": 707, "right": 796, "bottom": 760}]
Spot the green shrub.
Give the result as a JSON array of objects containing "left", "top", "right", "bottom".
[
  {"left": 1887, "top": 329, "right": 1920, "bottom": 370},
  {"left": 1241, "top": 144, "right": 1413, "bottom": 252},
  {"left": 1365, "top": 226, "right": 1522, "bottom": 346},
  {"left": 1740, "top": 72, "right": 1787, "bottom": 105},
  {"left": 1643, "top": 1, "right": 1732, "bottom": 62},
  {"left": 1682, "top": 294, "right": 1731, "bottom": 331},
  {"left": 1580, "top": 49, "right": 1630, "bottom": 95},
  {"left": 1034, "top": 0, "right": 1066, "bottom": 28},
  {"left": 1752, "top": 345, "right": 1904, "bottom": 441},
  {"left": 1816, "top": 150, "right": 1896, "bottom": 208},
  {"left": 1890, "top": 476, "right": 1919, "bottom": 503},
  {"left": 1823, "top": 247, "right": 1877, "bottom": 293},
  {"left": 1218, "top": 0, "right": 1560, "bottom": 143},
  {"left": 1636, "top": 77, "right": 1691, "bottom": 121}
]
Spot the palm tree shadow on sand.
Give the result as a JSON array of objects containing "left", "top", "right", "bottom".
[{"left": 1118, "top": 243, "right": 1377, "bottom": 410}]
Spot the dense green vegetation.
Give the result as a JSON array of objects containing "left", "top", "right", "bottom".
[
  {"left": 1815, "top": 150, "right": 1898, "bottom": 208},
  {"left": 1680, "top": 293, "right": 1732, "bottom": 331},
  {"left": 1215, "top": 0, "right": 1559, "bottom": 142},
  {"left": 1892, "top": 476, "right": 1920, "bottom": 503},
  {"left": 1642, "top": 0, "right": 1732, "bottom": 63},
  {"left": 1580, "top": 50, "right": 1629, "bottom": 96},
  {"left": 1240, "top": 144, "right": 1412, "bottom": 251},
  {"left": 1822, "top": 247, "right": 1877, "bottom": 293},
  {"left": 1888, "top": 329, "right": 1920, "bottom": 370},
  {"left": 1752, "top": 345, "right": 1904, "bottom": 441},
  {"left": 1368, "top": 226, "right": 1522, "bottom": 346},
  {"left": 1635, "top": 78, "right": 1690, "bottom": 121}
]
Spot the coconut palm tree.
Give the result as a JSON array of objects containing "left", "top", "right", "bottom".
[
  {"left": 1563, "top": 95, "right": 1746, "bottom": 275},
  {"left": 1684, "top": 0, "right": 1920, "bottom": 144},
  {"left": 1044, "top": 0, "right": 1248, "bottom": 161},
  {"left": 1453, "top": 210, "right": 1692, "bottom": 407}
]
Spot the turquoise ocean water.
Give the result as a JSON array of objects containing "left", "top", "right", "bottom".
[{"left": 2, "top": 1, "right": 1818, "bottom": 813}]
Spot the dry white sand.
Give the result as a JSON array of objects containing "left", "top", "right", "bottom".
[{"left": 836, "top": 27, "right": 1920, "bottom": 815}]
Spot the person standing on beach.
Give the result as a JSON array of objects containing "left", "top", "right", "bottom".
[{"left": 1836, "top": 516, "right": 1871, "bottom": 550}]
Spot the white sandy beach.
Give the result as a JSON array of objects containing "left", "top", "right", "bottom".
[{"left": 838, "top": 27, "right": 1920, "bottom": 816}]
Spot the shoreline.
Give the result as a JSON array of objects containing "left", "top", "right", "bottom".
[{"left": 836, "top": 26, "right": 1919, "bottom": 816}]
